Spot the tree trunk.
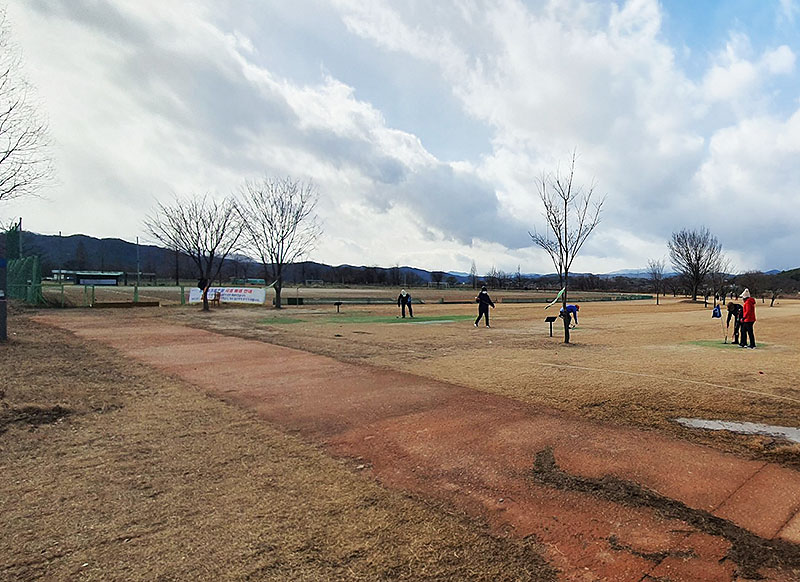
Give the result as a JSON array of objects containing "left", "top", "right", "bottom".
[
  {"left": 274, "top": 266, "right": 283, "bottom": 309},
  {"left": 562, "top": 275, "right": 570, "bottom": 344}
]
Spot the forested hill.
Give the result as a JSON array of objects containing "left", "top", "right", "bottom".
[
  {"left": 4, "top": 231, "right": 798, "bottom": 290},
  {"left": 3, "top": 231, "right": 442, "bottom": 285}
]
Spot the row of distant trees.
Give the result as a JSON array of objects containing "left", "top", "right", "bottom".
[{"left": 645, "top": 226, "right": 799, "bottom": 307}]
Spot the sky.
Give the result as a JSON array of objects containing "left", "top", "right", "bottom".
[{"left": 4, "top": 0, "right": 800, "bottom": 274}]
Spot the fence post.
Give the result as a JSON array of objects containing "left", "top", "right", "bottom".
[
  {"left": 0, "top": 256, "right": 6, "bottom": 342},
  {"left": 180, "top": 285, "right": 185, "bottom": 306},
  {"left": 133, "top": 285, "right": 139, "bottom": 303},
  {"left": 91, "top": 285, "right": 96, "bottom": 307}
]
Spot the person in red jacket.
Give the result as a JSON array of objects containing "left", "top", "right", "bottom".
[{"left": 739, "top": 288, "right": 756, "bottom": 349}]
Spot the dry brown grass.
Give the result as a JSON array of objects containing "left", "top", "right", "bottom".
[{"left": 0, "top": 315, "right": 555, "bottom": 581}]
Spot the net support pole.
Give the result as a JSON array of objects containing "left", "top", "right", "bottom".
[{"left": 0, "top": 255, "right": 7, "bottom": 342}]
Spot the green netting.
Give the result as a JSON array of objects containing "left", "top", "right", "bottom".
[
  {"left": 5, "top": 225, "right": 21, "bottom": 260},
  {"left": 8, "top": 255, "right": 43, "bottom": 304}
]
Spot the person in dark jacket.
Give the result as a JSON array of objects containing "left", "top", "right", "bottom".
[
  {"left": 474, "top": 286, "right": 495, "bottom": 327},
  {"left": 397, "top": 289, "right": 413, "bottom": 318},
  {"left": 739, "top": 289, "right": 756, "bottom": 348},
  {"left": 726, "top": 301, "right": 743, "bottom": 344}
]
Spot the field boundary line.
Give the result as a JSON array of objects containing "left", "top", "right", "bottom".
[{"left": 537, "top": 363, "right": 800, "bottom": 405}]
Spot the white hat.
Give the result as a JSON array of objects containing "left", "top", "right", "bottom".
[{"left": 741, "top": 288, "right": 750, "bottom": 299}]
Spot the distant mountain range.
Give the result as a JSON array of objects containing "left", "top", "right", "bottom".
[{"left": 1, "top": 231, "right": 794, "bottom": 284}]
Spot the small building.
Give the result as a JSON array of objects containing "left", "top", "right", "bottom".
[{"left": 52, "top": 270, "right": 124, "bottom": 286}]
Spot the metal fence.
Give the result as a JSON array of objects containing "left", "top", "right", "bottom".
[{"left": 8, "top": 256, "right": 44, "bottom": 304}]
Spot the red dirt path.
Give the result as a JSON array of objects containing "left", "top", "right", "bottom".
[{"left": 36, "top": 314, "right": 800, "bottom": 581}]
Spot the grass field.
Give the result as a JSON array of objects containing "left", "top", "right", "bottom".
[{"left": 2, "top": 293, "right": 799, "bottom": 580}]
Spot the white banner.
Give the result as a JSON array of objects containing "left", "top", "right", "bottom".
[{"left": 188, "top": 286, "right": 267, "bottom": 305}]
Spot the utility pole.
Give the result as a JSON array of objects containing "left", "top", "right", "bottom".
[
  {"left": 136, "top": 236, "right": 141, "bottom": 288},
  {"left": 0, "top": 250, "right": 6, "bottom": 342}
]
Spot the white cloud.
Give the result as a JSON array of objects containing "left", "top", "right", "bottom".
[
  {"left": 6, "top": 0, "right": 800, "bottom": 274},
  {"left": 778, "top": 0, "right": 799, "bottom": 25}
]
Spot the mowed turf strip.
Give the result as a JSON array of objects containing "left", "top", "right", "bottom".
[{"left": 0, "top": 316, "right": 555, "bottom": 581}]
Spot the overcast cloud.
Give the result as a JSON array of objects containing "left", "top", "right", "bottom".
[{"left": 5, "top": 0, "right": 800, "bottom": 273}]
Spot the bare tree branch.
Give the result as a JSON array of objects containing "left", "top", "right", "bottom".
[
  {"left": 667, "top": 226, "right": 722, "bottom": 301},
  {"left": 237, "top": 176, "right": 322, "bottom": 308},
  {"left": 647, "top": 258, "right": 666, "bottom": 305},
  {"left": 144, "top": 193, "right": 242, "bottom": 311},
  {"left": 529, "top": 151, "right": 605, "bottom": 343},
  {"left": 0, "top": 10, "right": 53, "bottom": 207}
]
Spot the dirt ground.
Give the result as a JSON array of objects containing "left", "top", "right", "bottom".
[{"left": 3, "top": 293, "right": 799, "bottom": 580}]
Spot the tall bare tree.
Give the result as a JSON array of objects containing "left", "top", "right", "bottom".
[
  {"left": 0, "top": 11, "right": 52, "bottom": 207},
  {"left": 529, "top": 151, "right": 605, "bottom": 343},
  {"left": 469, "top": 259, "right": 477, "bottom": 290},
  {"left": 0, "top": 11, "right": 52, "bottom": 342},
  {"left": 647, "top": 258, "right": 665, "bottom": 306},
  {"left": 238, "top": 176, "right": 321, "bottom": 309},
  {"left": 667, "top": 227, "right": 722, "bottom": 302},
  {"left": 145, "top": 194, "right": 242, "bottom": 311},
  {"left": 708, "top": 256, "right": 732, "bottom": 306}
]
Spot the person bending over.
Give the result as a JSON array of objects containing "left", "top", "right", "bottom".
[
  {"left": 726, "top": 301, "right": 743, "bottom": 344},
  {"left": 559, "top": 304, "right": 579, "bottom": 327}
]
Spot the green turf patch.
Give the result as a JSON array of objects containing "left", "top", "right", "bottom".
[
  {"left": 258, "top": 317, "right": 305, "bottom": 325},
  {"left": 686, "top": 340, "right": 767, "bottom": 349},
  {"left": 324, "top": 314, "right": 474, "bottom": 324}
]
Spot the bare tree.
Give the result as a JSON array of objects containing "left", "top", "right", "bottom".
[
  {"left": 469, "top": 259, "right": 477, "bottom": 290},
  {"left": 238, "top": 176, "right": 321, "bottom": 309},
  {"left": 0, "top": 11, "right": 53, "bottom": 342},
  {"left": 764, "top": 272, "right": 796, "bottom": 307},
  {"left": 529, "top": 151, "right": 605, "bottom": 343},
  {"left": 647, "top": 258, "right": 665, "bottom": 305},
  {"left": 145, "top": 194, "right": 242, "bottom": 311},
  {"left": 736, "top": 270, "right": 766, "bottom": 303},
  {"left": 0, "top": 11, "right": 52, "bottom": 207},
  {"left": 667, "top": 227, "right": 722, "bottom": 302},
  {"left": 708, "top": 256, "right": 732, "bottom": 306},
  {"left": 485, "top": 266, "right": 499, "bottom": 289}
]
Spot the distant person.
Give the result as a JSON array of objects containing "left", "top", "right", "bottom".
[
  {"left": 739, "top": 289, "right": 756, "bottom": 349},
  {"left": 726, "top": 301, "right": 743, "bottom": 344},
  {"left": 559, "top": 304, "right": 579, "bottom": 327},
  {"left": 397, "top": 289, "right": 413, "bottom": 318},
  {"left": 474, "top": 285, "right": 495, "bottom": 327}
]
